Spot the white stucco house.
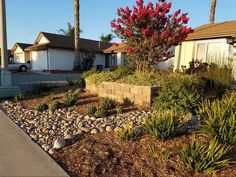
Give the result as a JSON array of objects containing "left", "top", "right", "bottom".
[
  {"left": 174, "top": 20, "right": 236, "bottom": 77},
  {"left": 24, "top": 32, "right": 123, "bottom": 71},
  {"left": 11, "top": 43, "right": 32, "bottom": 63}
]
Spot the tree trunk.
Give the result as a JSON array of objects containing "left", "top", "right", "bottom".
[
  {"left": 73, "top": 0, "right": 81, "bottom": 71},
  {"left": 209, "top": 0, "right": 217, "bottom": 24}
]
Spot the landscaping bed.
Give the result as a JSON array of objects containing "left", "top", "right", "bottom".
[{"left": 53, "top": 132, "right": 236, "bottom": 177}]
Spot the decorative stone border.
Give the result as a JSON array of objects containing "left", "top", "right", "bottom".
[{"left": 86, "top": 80, "right": 158, "bottom": 108}]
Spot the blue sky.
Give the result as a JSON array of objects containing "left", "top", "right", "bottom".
[{"left": 5, "top": 0, "right": 236, "bottom": 47}]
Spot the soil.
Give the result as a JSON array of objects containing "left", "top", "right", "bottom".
[
  {"left": 53, "top": 133, "right": 236, "bottom": 177},
  {"left": 17, "top": 86, "right": 139, "bottom": 116}
]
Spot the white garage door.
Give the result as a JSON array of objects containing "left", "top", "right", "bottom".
[{"left": 31, "top": 51, "right": 48, "bottom": 70}]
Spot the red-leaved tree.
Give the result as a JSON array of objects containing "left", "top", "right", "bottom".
[{"left": 111, "top": 0, "right": 193, "bottom": 71}]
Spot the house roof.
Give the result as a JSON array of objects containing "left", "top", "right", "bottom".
[
  {"left": 12, "top": 43, "right": 32, "bottom": 52},
  {"left": 103, "top": 43, "right": 127, "bottom": 53},
  {"left": 185, "top": 20, "right": 236, "bottom": 41},
  {"left": 25, "top": 32, "right": 112, "bottom": 52}
]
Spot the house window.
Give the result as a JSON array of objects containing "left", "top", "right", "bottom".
[
  {"left": 195, "top": 43, "right": 207, "bottom": 60},
  {"left": 105, "top": 54, "right": 117, "bottom": 68}
]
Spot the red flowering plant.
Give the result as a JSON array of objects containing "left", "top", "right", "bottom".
[{"left": 111, "top": 0, "right": 193, "bottom": 72}]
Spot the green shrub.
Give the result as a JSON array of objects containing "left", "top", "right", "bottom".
[
  {"left": 179, "top": 138, "right": 232, "bottom": 173},
  {"left": 116, "top": 106, "right": 123, "bottom": 114},
  {"left": 50, "top": 101, "right": 61, "bottom": 112},
  {"left": 142, "top": 110, "right": 187, "bottom": 140},
  {"left": 32, "top": 83, "right": 53, "bottom": 94},
  {"left": 116, "top": 123, "right": 140, "bottom": 140},
  {"left": 198, "top": 94, "right": 236, "bottom": 144},
  {"left": 81, "top": 68, "right": 98, "bottom": 78},
  {"left": 152, "top": 73, "right": 202, "bottom": 114},
  {"left": 35, "top": 103, "right": 49, "bottom": 112},
  {"left": 66, "top": 78, "right": 78, "bottom": 86},
  {"left": 150, "top": 144, "right": 159, "bottom": 159},
  {"left": 150, "top": 145, "right": 170, "bottom": 161},
  {"left": 118, "top": 71, "right": 164, "bottom": 86},
  {"left": 94, "top": 108, "right": 108, "bottom": 118},
  {"left": 86, "top": 67, "right": 131, "bottom": 85},
  {"left": 63, "top": 90, "right": 78, "bottom": 106},
  {"left": 45, "top": 94, "right": 54, "bottom": 103},
  {"left": 202, "top": 64, "right": 234, "bottom": 96},
  {"left": 99, "top": 97, "right": 117, "bottom": 110},
  {"left": 77, "top": 78, "right": 86, "bottom": 89},
  {"left": 86, "top": 106, "right": 97, "bottom": 116}
]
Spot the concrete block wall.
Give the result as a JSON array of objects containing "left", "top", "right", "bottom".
[{"left": 86, "top": 80, "right": 158, "bottom": 108}]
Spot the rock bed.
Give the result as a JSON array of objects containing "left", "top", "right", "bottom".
[
  {"left": 1, "top": 101, "right": 153, "bottom": 153},
  {"left": 1, "top": 101, "right": 199, "bottom": 154}
]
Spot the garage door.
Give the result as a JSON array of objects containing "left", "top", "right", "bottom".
[{"left": 31, "top": 51, "right": 48, "bottom": 70}]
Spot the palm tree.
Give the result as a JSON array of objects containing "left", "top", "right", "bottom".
[
  {"left": 209, "top": 0, "right": 217, "bottom": 24},
  {"left": 59, "top": 23, "right": 75, "bottom": 37},
  {"left": 73, "top": 0, "right": 81, "bottom": 70},
  {"left": 99, "top": 33, "right": 115, "bottom": 43}
]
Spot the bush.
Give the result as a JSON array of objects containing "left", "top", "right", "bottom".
[
  {"left": 99, "top": 98, "right": 117, "bottom": 110},
  {"left": 86, "top": 106, "right": 97, "bottom": 116},
  {"left": 66, "top": 78, "right": 78, "bottom": 86},
  {"left": 33, "top": 83, "right": 53, "bottom": 94},
  {"left": 202, "top": 64, "right": 234, "bottom": 96},
  {"left": 63, "top": 90, "right": 78, "bottom": 106},
  {"left": 198, "top": 94, "right": 236, "bottom": 144},
  {"left": 142, "top": 110, "right": 187, "bottom": 140},
  {"left": 118, "top": 71, "right": 164, "bottom": 86},
  {"left": 116, "top": 123, "right": 140, "bottom": 140},
  {"left": 81, "top": 68, "right": 98, "bottom": 78},
  {"left": 152, "top": 73, "right": 202, "bottom": 114},
  {"left": 94, "top": 108, "right": 108, "bottom": 118},
  {"left": 35, "top": 103, "right": 48, "bottom": 112},
  {"left": 179, "top": 138, "right": 232, "bottom": 173},
  {"left": 86, "top": 67, "right": 131, "bottom": 85},
  {"left": 50, "top": 101, "right": 61, "bottom": 112},
  {"left": 77, "top": 78, "right": 86, "bottom": 90}
]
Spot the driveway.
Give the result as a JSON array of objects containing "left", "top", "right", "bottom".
[{"left": 8, "top": 71, "right": 81, "bottom": 91}]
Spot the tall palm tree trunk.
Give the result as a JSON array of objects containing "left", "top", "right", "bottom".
[
  {"left": 73, "top": 0, "right": 81, "bottom": 70},
  {"left": 209, "top": 0, "right": 217, "bottom": 24}
]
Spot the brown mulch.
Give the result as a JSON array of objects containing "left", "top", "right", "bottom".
[
  {"left": 18, "top": 86, "right": 138, "bottom": 115},
  {"left": 53, "top": 133, "right": 236, "bottom": 177}
]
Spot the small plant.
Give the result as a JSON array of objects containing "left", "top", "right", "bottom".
[
  {"left": 161, "top": 148, "right": 170, "bottom": 161},
  {"left": 50, "top": 101, "right": 61, "bottom": 112},
  {"left": 66, "top": 78, "right": 78, "bottom": 86},
  {"left": 198, "top": 94, "right": 236, "bottom": 144},
  {"left": 45, "top": 94, "right": 54, "bottom": 103},
  {"left": 179, "top": 138, "right": 232, "bottom": 173},
  {"left": 150, "top": 144, "right": 159, "bottom": 159},
  {"left": 63, "top": 91, "right": 77, "bottom": 106},
  {"left": 77, "top": 78, "right": 86, "bottom": 90},
  {"left": 33, "top": 83, "right": 53, "bottom": 94},
  {"left": 35, "top": 103, "right": 49, "bottom": 112},
  {"left": 116, "top": 123, "right": 140, "bottom": 140},
  {"left": 115, "top": 106, "right": 123, "bottom": 114},
  {"left": 142, "top": 110, "right": 186, "bottom": 140},
  {"left": 100, "top": 97, "right": 117, "bottom": 110},
  {"left": 86, "top": 106, "right": 97, "bottom": 116},
  {"left": 81, "top": 68, "right": 98, "bottom": 78},
  {"left": 94, "top": 108, "right": 108, "bottom": 118},
  {"left": 13, "top": 94, "right": 22, "bottom": 102}
]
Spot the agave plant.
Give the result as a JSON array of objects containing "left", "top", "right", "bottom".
[
  {"left": 179, "top": 138, "right": 232, "bottom": 173},
  {"left": 116, "top": 123, "right": 140, "bottom": 140}
]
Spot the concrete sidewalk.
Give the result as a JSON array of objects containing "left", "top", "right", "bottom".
[{"left": 0, "top": 110, "right": 69, "bottom": 177}]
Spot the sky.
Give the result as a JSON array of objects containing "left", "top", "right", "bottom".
[{"left": 4, "top": 0, "right": 236, "bottom": 47}]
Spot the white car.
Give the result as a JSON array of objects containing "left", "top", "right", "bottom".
[{"left": 8, "top": 61, "right": 32, "bottom": 72}]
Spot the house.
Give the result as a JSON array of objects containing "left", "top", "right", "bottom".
[
  {"left": 24, "top": 32, "right": 112, "bottom": 71},
  {"left": 0, "top": 49, "right": 13, "bottom": 62},
  {"left": 104, "top": 43, "right": 174, "bottom": 70},
  {"left": 174, "top": 21, "right": 236, "bottom": 76},
  {"left": 11, "top": 43, "right": 32, "bottom": 63}
]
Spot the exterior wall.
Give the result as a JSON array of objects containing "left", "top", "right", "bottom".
[
  {"left": 25, "top": 52, "right": 31, "bottom": 62},
  {"left": 13, "top": 46, "right": 25, "bottom": 63},
  {"left": 48, "top": 48, "right": 74, "bottom": 70},
  {"left": 174, "top": 41, "right": 195, "bottom": 70},
  {"left": 31, "top": 50, "right": 48, "bottom": 70},
  {"left": 38, "top": 36, "right": 49, "bottom": 44},
  {"left": 86, "top": 81, "right": 158, "bottom": 108},
  {"left": 117, "top": 53, "right": 125, "bottom": 66},
  {"left": 153, "top": 57, "right": 174, "bottom": 71},
  {"left": 93, "top": 53, "right": 105, "bottom": 68}
]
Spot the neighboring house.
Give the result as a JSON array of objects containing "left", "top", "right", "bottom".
[
  {"left": 24, "top": 32, "right": 112, "bottom": 71},
  {"left": 174, "top": 21, "right": 236, "bottom": 77},
  {"left": 0, "top": 49, "right": 13, "bottom": 62},
  {"left": 11, "top": 43, "right": 32, "bottom": 63},
  {"left": 104, "top": 43, "right": 174, "bottom": 70}
]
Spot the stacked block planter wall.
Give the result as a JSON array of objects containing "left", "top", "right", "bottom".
[{"left": 86, "top": 80, "right": 158, "bottom": 108}]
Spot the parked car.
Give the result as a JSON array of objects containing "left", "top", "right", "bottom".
[{"left": 8, "top": 61, "right": 32, "bottom": 72}]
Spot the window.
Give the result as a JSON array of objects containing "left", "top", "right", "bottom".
[{"left": 196, "top": 43, "right": 207, "bottom": 60}]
